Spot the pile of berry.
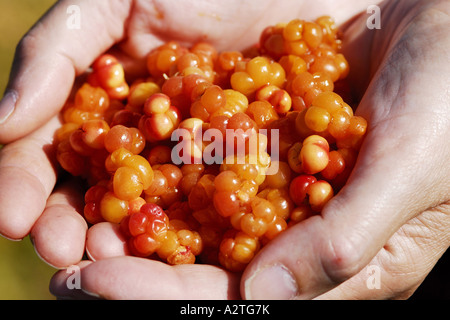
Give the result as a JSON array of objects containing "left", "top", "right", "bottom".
[{"left": 55, "top": 16, "right": 367, "bottom": 272}]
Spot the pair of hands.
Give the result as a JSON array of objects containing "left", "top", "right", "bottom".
[{"left": 0, "top": 0, "right": 449, "bottom": 300}]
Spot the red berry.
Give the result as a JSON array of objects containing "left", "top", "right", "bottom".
[{"left": 289, "top": 174, "right": 317, "bottom": 206}]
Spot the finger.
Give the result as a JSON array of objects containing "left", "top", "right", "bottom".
[
  {"left": 77, "top": 256, "right": 241, "bottom": 300},
  {"left": 316, "top": 202, "right": 450, "bottom": 299},
  {"left": 85, "top": 222, "right": 130, "bottom": 261},
  {"left": 49, "top": 257, "right": 241, "bottom": 300},
  {"left": 0, "top": 0, "right": 132, "bottom": 144},
  {"left": 30, "top": 178, "right": 88, "bottom": 269},
  {"left": 0, "top": 115, "right": 61, "bottom": 240}
]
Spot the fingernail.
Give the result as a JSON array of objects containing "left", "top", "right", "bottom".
[
  {"left": 245, "top": 264, "right": 299, "bottom": 300},
  {"left": 0, "top": 90, "right": 18, "bottom": 124}
]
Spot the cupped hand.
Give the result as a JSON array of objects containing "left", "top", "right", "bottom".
[{"left": 2, "top": 0, "right": 449, "bottom": 300}]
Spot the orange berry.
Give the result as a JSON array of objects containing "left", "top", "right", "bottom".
[{"left": 100, "top": 191, "right": 129, "bottom": 223}]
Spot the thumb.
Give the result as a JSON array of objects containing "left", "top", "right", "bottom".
[{"left": 0, "top": 0, "right": 132, "bottom": 144}]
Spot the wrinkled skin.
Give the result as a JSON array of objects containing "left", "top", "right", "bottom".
[{"left": 0, "top": 0, "right": 449, "bottom": 300}]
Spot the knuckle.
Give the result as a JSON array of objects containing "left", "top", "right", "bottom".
[
  {"left": 320, "top": 233, "right": 366, "bottom": 284},
  {"left": 16, "top": 31, "right": 40, "bottom": 56}
]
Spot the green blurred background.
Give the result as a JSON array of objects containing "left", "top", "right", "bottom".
[{"left": 0, "top": 0, "right": 57, "bottom": 300}]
